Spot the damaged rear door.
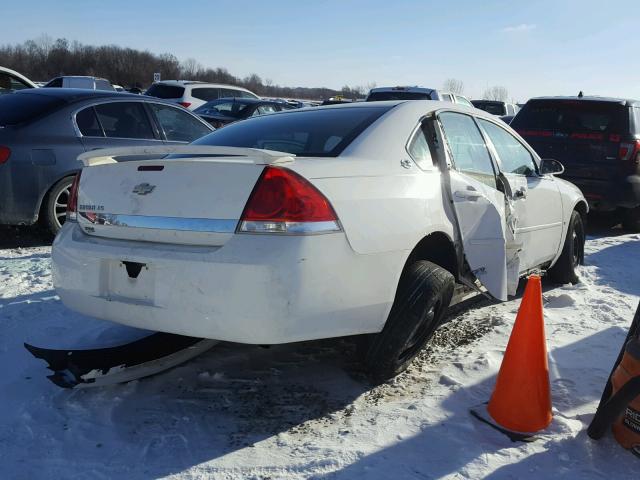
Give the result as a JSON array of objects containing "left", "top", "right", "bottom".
[{"left": 433, "top": 111, "right": 518, "bottom": 301}]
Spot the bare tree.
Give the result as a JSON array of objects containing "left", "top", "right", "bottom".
[
  {"left": 443, "top": 78, "right": 464, "bottom": 94},
  {"left": 482, "top": 86, "right": 509, "bottom": 101}
]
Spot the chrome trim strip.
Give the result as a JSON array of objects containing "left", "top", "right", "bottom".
[{"left": 78, "top": 212, "right": 237, "bottom": 233}]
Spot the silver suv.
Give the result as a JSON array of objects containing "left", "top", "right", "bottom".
[
  {"left": 145, "top": 80, "right": 259, "bottom": 110},
  {"left": 365, "top": 86, "right": 473, "bottom": 106}
]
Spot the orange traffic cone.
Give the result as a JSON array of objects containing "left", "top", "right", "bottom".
[{"left": 487, "top": 275, "right": 552, "bottom": 433}]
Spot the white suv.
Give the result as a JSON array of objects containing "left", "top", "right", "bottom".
[
  {"left": 145, "top": 81, "right": 259, "bottom": 110},
  {"left": 366, "top": 86, "right": 473, "bottom": 106}
]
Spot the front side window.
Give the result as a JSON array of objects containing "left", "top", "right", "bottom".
[
  {"left": 256, "top": 105, "right": 277, "bottom": 115},
  {"left": 94, "top": 102, "right": 154, "bottom": 139},
  {"left": 438, "top": 111, "right": 496, "bottom": 188},
  {"left": 76, "top": 107, "right": 103, "bottom": 136},
  {"left": 149, "top": 103, "right": 211, "bottom": 142},
  {"left": 478, "top": 119, "right": 537, "bottom": 176},
  {"left": 0, "top": 73, "right": 31, "bottom": 94}
]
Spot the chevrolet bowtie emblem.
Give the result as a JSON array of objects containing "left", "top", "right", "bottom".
[{"left": 132, "top": 183, "right": 156, "bottom": 195}]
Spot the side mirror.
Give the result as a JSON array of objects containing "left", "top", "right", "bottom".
[{"left": 540, "top": 158, "right": 565, "bottom": 175}]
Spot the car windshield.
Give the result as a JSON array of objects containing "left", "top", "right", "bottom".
[
  {"left": 367, "top": 91, "right": 432, "bottom": 101},
  {"left": 187, "top": 106, "right": 391, "bottom": 157},
  {"left": 145, "top": 84, "right": 185, "bottom": 99},
  {"left": 194, "top": 100, "right": 251, "bottom": 118},
  {"left": 0, "top": 93, "right": 65, "bottom": 126},
  {"left": 511, "top": 100, "right": 629, "bottom": 133},
  {"left": 472, "top": 101, "right": 506, "bottom": 116}
]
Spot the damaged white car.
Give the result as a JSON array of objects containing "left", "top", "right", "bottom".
[{"left": 50, "top": 101, "right": 587, "bottom": 382}]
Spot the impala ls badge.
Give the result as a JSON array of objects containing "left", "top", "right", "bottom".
[{"left": 132, "top": 183, "right": 156, "bottom": 195}]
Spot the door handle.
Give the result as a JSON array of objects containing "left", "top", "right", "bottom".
[{"left": 454, "top": 190, "right": 482, "bottom": 201}]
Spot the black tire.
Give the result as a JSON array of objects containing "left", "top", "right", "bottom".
[
  {"left": 42, "top": 176, "right": 74, "bottom": 236},
  {"left": 622, "top": 207, "right": 640, "bottom": 232},
  {"left": 362, "top": 260, "right": 454, "bottom": 383},
  {"left": 548, "top": 210, "right": 585, "bottom": 284}
]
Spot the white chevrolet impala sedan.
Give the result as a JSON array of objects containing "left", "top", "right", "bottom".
[{"left": 53, "top": 101, "right": 587, "bottom": 381}]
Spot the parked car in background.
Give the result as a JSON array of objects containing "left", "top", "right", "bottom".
[
  {"left": 366, "top": 86, "right": 473, "bottom": 106},
  {"left": 511, "top": 96, "right": 640, "bottom": 231},
  {"left": 194, "top": 97, "right": 292, "bottom": 128},
  {"left": 471, "top": 100, "right": 520, "bottom": 117},
  {"left": 0, "top": 66, "right": 37, "bottom": 94},
  {"left": 43, "top": 76, "right": 115, "bottom": 91},
  {"left": 145, "top": 80, "right": 259, "bottom": 110},
  {"left": 0, "top": 88, "right": 213, "bottom": 234},
  {"left": 54, "top": 100, "right": 586, "bottom": 381}
]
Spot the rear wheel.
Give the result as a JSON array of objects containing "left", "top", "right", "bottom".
[
  {"left": 362, "top": 261, "right": 454, "bottom": 383},
  {"left": 622, "top": 207, "right": 640, "bottom": 232},
  {"left": 42, "top": 176, "right": 74, "bottom": 236},
  {"left": 548, "top": 210, "right": 585, "bottom": 284}
]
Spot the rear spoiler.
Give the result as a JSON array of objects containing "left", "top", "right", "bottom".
[{"left": 78, "top": 145, "right": 296, "bottom": 167}]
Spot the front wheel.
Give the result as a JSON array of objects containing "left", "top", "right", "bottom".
[
  {"left": 362, "top": 260, "right": 454, "bottom": 383},
  {"left": 42, "top": 176, "right": 74, "bottom": 236},
  {"left": 548, "top": 210, "right": 585, "bottom": 284}
]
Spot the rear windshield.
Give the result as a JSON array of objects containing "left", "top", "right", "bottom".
[
  {"left": 472, "top": 101, "right": 506, "bottom": 116},
  {"left": 190, "top": 106, "right": 391, "bottom": 157},
  {"left": 0, "top": 93, "right": 65, "bottom": 126},
  {"left": 511, "top": 100, "right": 629, "bottom": 134},
  {"left": 145, "top": 84, "right": 185, "bottom": 99},
  {"left": 367, "top": 91, "right": 432, "bottom": 101},
  {"left": 194, "top": 100, "right": 251, "bottom": 118}
]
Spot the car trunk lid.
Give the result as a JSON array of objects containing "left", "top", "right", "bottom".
[{"left": 75, "top": 146, "right": 294, "bottom": 246}]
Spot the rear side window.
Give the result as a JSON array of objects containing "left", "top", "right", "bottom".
[
  {"left": 148, "top": 103, "right": 211, "bottom": 142},
  {"left": 438, "top": 111, "right": 496, "bottom": 188},
  {"left": 407, "top": 125, "right": 432, "bottom": 169},
  {"left": 220, "top": 88, "right": 244, "bottom": 98},
  {"left": 511, "top": 100, "right": 629, "bottom": 134},
  {"left": 191, "top": 106, "right": 391, "bottom": 157},
  {"left": 76, "top": 107, "right": 103, "bottom": 136},
  {"left": 191, "top": 88, "right": 221, "bottom": 101},
  {"left": 94, "top": 102, "right": 154, "bottom": 139},
  {"left": 145, "top": 84, "right": 185, "bottom": 99},
  {"left": 367, "top": 91, "right": 432, "bottom": 101},
  {"left": 0, "top": 93, "right": 65, "bottom": 126},
  {"left": 455, "top": 96, "right": 473, "bottom": 107},
  {"left": 478, "top": 119, "right": 537, "bottom": 176}
]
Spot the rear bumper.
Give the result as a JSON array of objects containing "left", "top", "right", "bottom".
[
  {"left": 52, "top": 223, "right": 403, "bottom": 344},
  {"left": 567, "top": 174, "right": 640, "bottom": 210}
]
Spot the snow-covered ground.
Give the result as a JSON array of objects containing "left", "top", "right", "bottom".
[{"left": 0, "top": 230, "right": 638, "bottom": 479}]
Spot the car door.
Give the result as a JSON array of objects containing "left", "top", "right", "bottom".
[
  {"left": 146, "top": 102, "right": 213, "bottom": 143},
  {"left": 435, "top": 111, "right": 513, "bottom": 301},
  {"left": 477, "top": 117, "right": 564, "bottom": 270},
  {"left": 75, "top": 101, "right": 164, "bottom": 160}
]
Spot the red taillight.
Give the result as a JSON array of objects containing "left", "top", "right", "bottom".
[
  {"left": 66, "top": 171, "right": 82, "bottom": 221},
  {"left": 619, "top": 140, "right": 640, "bottom": 163},
  {"left": 238, "top": 166, "right": 340, "bottom": 234},
  {"left": 619, "top": 140, "right": 640, "bottom": 174},
  {"left": 178, "top": 102, "right": 191, "bottom": 108},
  {"left": 0, "top": 146, "right": 10, "bottom": 164}
]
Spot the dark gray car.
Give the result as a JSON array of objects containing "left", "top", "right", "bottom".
[{"left": 0, "top": 88, "right": 213, "bottom": 234}]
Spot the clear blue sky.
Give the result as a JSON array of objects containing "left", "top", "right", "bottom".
[{"left": 4, "top": 0, "right": 640, "bottom": 101}]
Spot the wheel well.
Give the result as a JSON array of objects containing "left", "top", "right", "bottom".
[
  {"left": 574, "top": 201, "right": 588, "bottom": 227},
  {"left": 404, "top": 232, "right": 458, "bottom": 280},
  {"left": 37, "top": 174, "right": 77, "bottom": 221}
]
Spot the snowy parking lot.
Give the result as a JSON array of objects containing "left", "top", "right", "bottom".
[{"left": 0, "top": 228, "right": 638, "bottom": 479}]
